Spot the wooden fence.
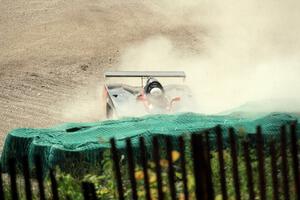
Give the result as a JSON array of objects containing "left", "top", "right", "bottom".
[{"left": 0, "top": 123, "right": 299, "bottom": 200}]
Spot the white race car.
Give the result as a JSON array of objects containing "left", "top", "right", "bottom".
[{"left": 104, "top": 71, "right": 195, "bottom": 118}]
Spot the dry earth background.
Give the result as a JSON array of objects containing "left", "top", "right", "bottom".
[
  {"left": 1, "top": 0, "right": 300, "bottom": 147},
  {"left": 0, "top": 0, "right": 204, "bottom": 147}
]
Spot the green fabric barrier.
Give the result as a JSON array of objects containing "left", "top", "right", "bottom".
[{"left": 1, "top": 112, "right": 299, "bottom": 174}]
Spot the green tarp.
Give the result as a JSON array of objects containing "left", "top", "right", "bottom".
[{"left": 1, "top": 112, "right": 299, "bottom": 173}]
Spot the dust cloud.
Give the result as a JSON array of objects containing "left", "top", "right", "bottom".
[
  {"left": 61, "top": 80, "right": 106, "bottom": 121},
  {"left": 118, "top": 0, "right": 300, "bottom": 114}
]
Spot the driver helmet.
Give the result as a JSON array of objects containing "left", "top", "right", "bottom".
[
  {"left": 144, "top": 77, "right": 164, "bottom": 96},
  {"left": 150, "top": 87, "right": 163, "bottom": 96}
]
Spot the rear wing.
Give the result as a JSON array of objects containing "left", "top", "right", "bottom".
[{"left": 104, "top": 71, "right": 186, "bottom": 78}]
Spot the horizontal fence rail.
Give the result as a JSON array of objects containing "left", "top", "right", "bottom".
[{"left": 0, "top": 124, "right": 299, "bottom": 200}]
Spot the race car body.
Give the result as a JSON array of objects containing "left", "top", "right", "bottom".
[{"left": 104, "top": 71, "right": 195, "bottom": 118}]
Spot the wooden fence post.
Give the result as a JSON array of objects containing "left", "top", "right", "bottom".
[
  {"left": 270, "top": 139, "right": 279, "bottom": 200},
  {"left": 178, "top": 136, "right": 189, "bottom": 200},
  {"left": 191, "top": 133, "right": 208, "bottom": 200},
  {"left": 110, "top": 138, "right": 125, "bottom": 200},
  {"left": 290, "top": 123, "right": 300, "bottom": 200},
  {"left": 22, "top": 156, "right": 32, "bottom": 200},
  {"left": 166, "top": 137, "right": 177, "bottom": 200},
  {"left": 152, "top": 136, "right": 164, "bottom": 200},
  {"left": 50, "top": 169, "right": 59, "bottom": 200},
  {"left": 280, "top": 125, "right": 290, "bottom": 200},
  {"left": 126, "top": 138, "right": 138, "bottom": 200},
  {"left": 0, "top": 163, "right": 5, "bottom": 200},
  {"left": 139, "top": 137, "right": 151, "bottom": 200},
  {"left": 229, "top": 128, "right": 241, "bottom": 200},
  {"left": 242, "top": 140, "right": 255, "bottom": 200},
  {"left": 8, "top": 157, "right": 19, "bottom": 200},
  {"left": 34, "top": 155, "right": 46, "bottom": 200},
  {"left": 256, "top": 126, "right": 266, "bottom": 200},
  {"left": 204, "top": 131, "right": 214, "bottom": 200},
  {"left": 216, "top": 126, "right": 228, "bottom": 200}
]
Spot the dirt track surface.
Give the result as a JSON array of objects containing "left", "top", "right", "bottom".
[{"left": 0, "top": 0, "right": 201, "bottom": 147}]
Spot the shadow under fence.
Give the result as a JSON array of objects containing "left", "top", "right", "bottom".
[{"left": 1, "top": 123, "right": 300, "bottom": 200}]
